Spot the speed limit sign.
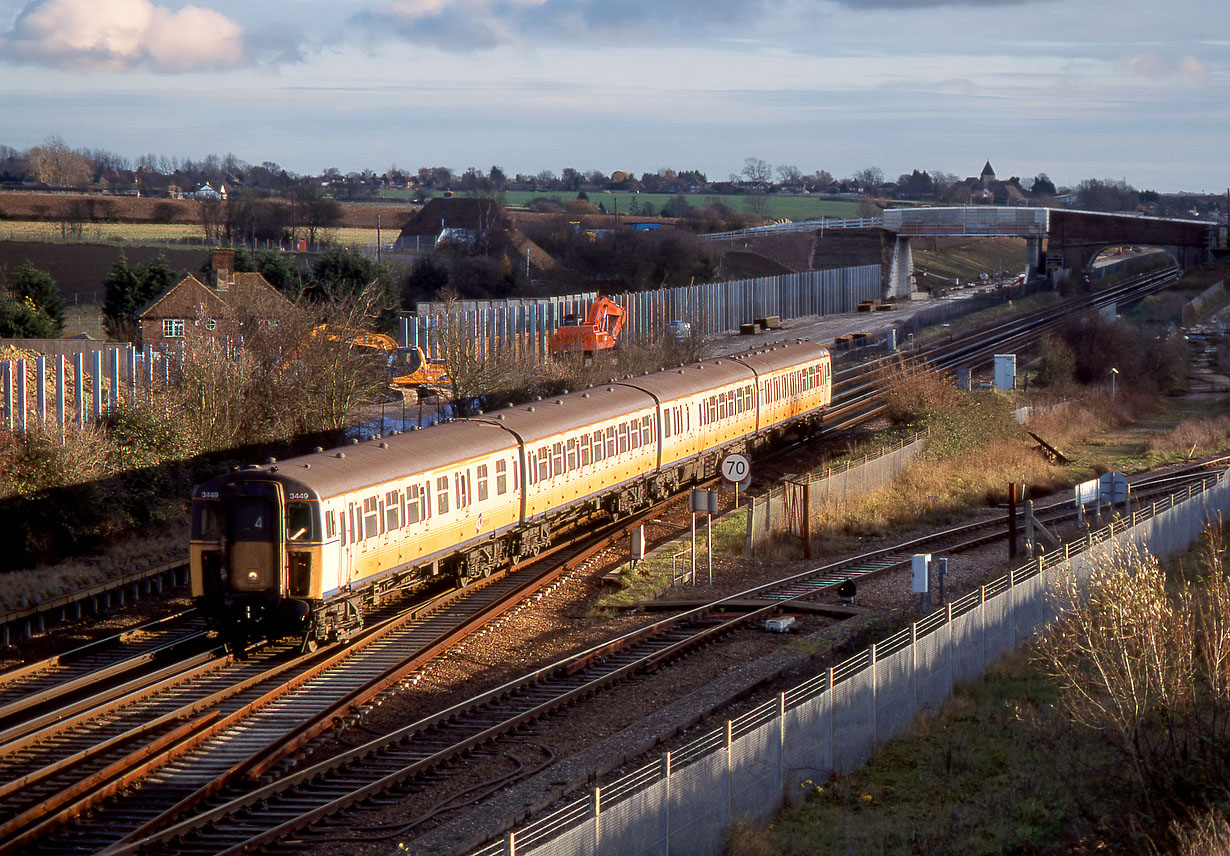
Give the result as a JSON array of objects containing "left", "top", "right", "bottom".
[{"left": 721, "top": 454, "right": 752, "bottom": 490}]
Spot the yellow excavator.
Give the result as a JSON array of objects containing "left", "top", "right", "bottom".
[{"left": 315, "top": 326, "right": 450, "bottom": 391}]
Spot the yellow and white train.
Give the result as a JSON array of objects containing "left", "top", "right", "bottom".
[{"left": 190, "top": 340, "right": 832, "bottom": 648}]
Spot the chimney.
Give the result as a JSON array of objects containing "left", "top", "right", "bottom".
[{"left": 211, "top": 248, "right": 235, "bottom": 291}]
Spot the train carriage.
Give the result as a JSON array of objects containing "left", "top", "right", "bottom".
[
  {"left": 191, "top": 420, "right": 522, "bottom": 646},
  {"left": 191, "top": 338, "right": 833, "bottom": 649},
  {"left": 480, "top": 383, "right": 661, "bottom": 534}
]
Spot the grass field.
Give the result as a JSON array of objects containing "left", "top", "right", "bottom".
[{"left": 378, "top": 189, "right": 867, "bottom": 221}]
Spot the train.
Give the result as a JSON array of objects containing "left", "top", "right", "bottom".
[{"left": 189, "top": 340, "right": 832, "bottom": 649}]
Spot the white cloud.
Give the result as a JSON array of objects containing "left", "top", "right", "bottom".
[{"left": 1, "top": 0, "right": 245, "bottom": 71}]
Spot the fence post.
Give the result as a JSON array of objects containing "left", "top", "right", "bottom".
[
  {"left": 659, "top": 752, "right": 671, "bottom": 856},
  {"left": 591, "top": 786, "right": 602, "bottom": 853},
  {"left": 724, "top": 719, "right": 733, "bottom": 827},
  {"left": 55, "top": 355, "right": 65, "bottom": 443},
  {"left": 871, "top": 642, "right": 879, "bottom": 746},
  {"left": 778, "top": 692, "right": 787, "bottom": 805},
  {"left": 91, "top": 349, "right": 102, "bottom": 422},
  {"left": 15, "top": 360, "right": 26, "bottom": 435},
  {"left": 36, "top": 356, "right": 46, "bottom": 426}
]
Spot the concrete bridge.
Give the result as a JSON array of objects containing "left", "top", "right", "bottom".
[{"left": 883, "top": 207, "right": 1224, "bottom": 298}]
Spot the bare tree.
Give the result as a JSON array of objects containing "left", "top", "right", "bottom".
[
  {"left": 1033, "top": 531, "right": 1230, "bottom": 847},
  {"left": 776, "top": 164, "right": 803, "bottom": 185},
  {"left": 741, "top": 157, "right": 772, "bottom": 185}
]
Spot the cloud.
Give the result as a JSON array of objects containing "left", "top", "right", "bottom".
[
  {"left": 354, "top": 0, "right": 780, "bottom": 51},
  {"left": 1124, "top": 51, "right": 1212, "bottom": 84},
  {"left": 0, "top": 0, "right": 246, "bottom": 71}
]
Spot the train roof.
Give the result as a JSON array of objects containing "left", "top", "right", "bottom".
[
  {"left": 615, "top": 339, "right": 828, "bottom": 401},
  {"left": 476, "top": 383, "right": 656, "bottom": 446},
  {"left": 198, "top": 419, "right": 519, "bottom": 500}
]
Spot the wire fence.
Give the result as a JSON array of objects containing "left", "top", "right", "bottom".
[
  {"left": 744, "top": 432, "right": 927, "bottom": 553},
  {"left": 468, "top": 470, "right": 1230, "bottom": 856}
]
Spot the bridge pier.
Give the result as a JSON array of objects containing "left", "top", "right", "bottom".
[
  {"left": 1026, "top": 237, "right": 1045, "bottom": 276},
  {"left": 888, "top": 236, "right": 914, "bottom": 300}
]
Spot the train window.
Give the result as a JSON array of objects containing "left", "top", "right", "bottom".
[
  {"left": 406, "top": 485, "right": 422, "bottom": 524},
  {"left": 663, "top": 409, "right": 672, "bottom": 438},
  {"left": 537, "top": 446, "right": 549, "bottom": 482},
  {"left": 605, "top": 426, "right": 615, "bottom": 458},
  {"left": 478, "top": 465, "right": 489, "bottom": 501},
  {"left": 630, "top": 418, "right": 640, "bottom": 448},
  {"left": 325, "top": 510, "right": 336, "bottom": 539},
  {"left": 552, "top": 442, "right": 564, "bottom": 477},
  {"left": 193, "top": 501, "right": 220, "bottom": 540},
  {"left": 642, "top": 415, "right": 653, "bottom": 442},
  {"left": 232, "top": 498, "right": 274, "bottom": 541},
  {"left": 286, "top": 503, "right": 313, "bottom": 541},
  {"left": 580, "top": 435, "right": 591, "bottom": 467},
  {"left": 618, "top": 422, "right": 629, "bottom": 454},
  {"left": 363, "top": 496, "right": 379, "bottom": 536},
  {"left": 496, "top": 459, "right": 508, "bottom": 495},
  {"left": 385, "top": 490, "right": 401, "bottom": 530},
  {"left": 351, "top": 503, "right": 363, "bottom": 541},
  {"left": 566, "top": 438, "right": 578, "bottom": 471},
  {"left": 455, "top": 472, "right": 468, "bottom": 508},
  {"left": 436, "top": 475, "right": 449, "bottom": 515}
]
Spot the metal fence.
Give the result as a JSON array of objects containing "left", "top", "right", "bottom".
[
  {"left": 699, "top": 217, "right": 885, "bottom": 243},
  {"left": 744, "top": 432, "right": 926, "bottom": 553},
  {"left": 469, "top": 471, "right": 1230, "bottom": 856},
  {"left": 405, "top": 266, "right": 881, "bottom": 360},
  {"left": 0, "top": 344, "right": 169, "bottom": 436}
]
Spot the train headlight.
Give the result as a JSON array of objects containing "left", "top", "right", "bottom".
[{"left": 247, "top": 570, "right": 261, "bottom": 583}]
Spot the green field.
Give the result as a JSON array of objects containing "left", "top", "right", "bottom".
[{"left": 378, "top": 189, "right": 867, "bottom": 222}]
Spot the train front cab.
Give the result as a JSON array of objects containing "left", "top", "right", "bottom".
[{"left": 191, "top": 475, "right": 319, "bottom": 648}]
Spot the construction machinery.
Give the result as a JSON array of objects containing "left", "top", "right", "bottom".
[
  {"left": 315, "top": 326, "right": 450, "bottom": 391},
  {"left": 549, "top": 296, "right": 627, "bottom": 357}
]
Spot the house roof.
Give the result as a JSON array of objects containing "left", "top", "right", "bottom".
[
  {"left": 138, "top": 270, "right": 294, "bottom": 320},
  {"left": 399, "top": 197, "right": 508, "bottom": 237}
]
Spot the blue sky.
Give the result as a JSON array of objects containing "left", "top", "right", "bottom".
[{"left": 1, "top": 0, "right": 1226, "bottom": 192}]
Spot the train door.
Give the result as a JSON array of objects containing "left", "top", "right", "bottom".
[{"left": 223, "top": 480, "right": 286, "bottom": 597}]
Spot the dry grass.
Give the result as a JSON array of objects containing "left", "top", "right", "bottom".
[{"left": 1144, "top": 414, "right": 1230, "bottom": 458}]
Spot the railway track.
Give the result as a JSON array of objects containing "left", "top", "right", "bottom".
[
  {"left": 78, "top": 462, "right": 1225, "bottom": 856},
  {"left": 824, "top": 266, "right": 1181, "bottom": 429},
  {"left": 0, "top": 266, "right": 1200, "bottom": 854}
]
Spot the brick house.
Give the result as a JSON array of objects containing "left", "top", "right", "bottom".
[{"left": 138, "top": 249, "right": 296, "bottom": 349}]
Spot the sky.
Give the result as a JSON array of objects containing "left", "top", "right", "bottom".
[{"left": 0, "top": 0, "right": 1226, "bottom": 193}]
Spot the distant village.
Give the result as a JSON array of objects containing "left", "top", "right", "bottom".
[{"left": 0, "top": 141, "right": 1225, "bottom": 222}]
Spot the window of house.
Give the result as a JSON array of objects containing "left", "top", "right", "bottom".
[{"left": 162, "top": 319, "right": 185, "bottom": 338}]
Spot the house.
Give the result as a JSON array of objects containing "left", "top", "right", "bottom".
[
  {"left": 138, "top": 249, "right": 296, "bottom": 349},
  {"left": 192, "top": 183, "right": 227, "bottom": 200}
]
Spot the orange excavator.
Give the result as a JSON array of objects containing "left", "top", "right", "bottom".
[{"left": 549, "top": 296, "right": 627, "bottom": 357}]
